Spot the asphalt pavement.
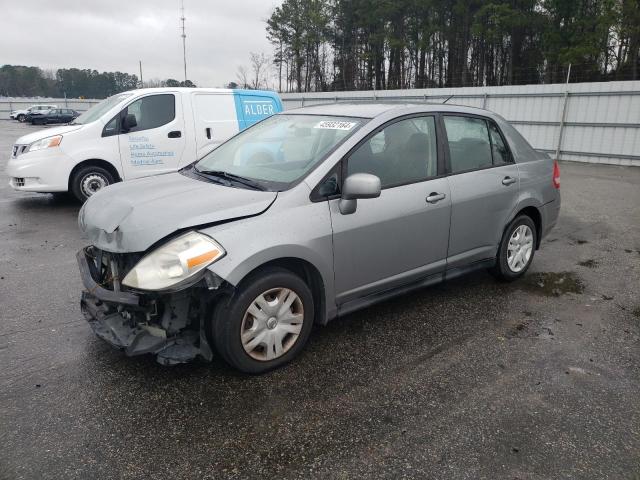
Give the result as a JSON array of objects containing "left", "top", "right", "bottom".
[{"left": 0, "top": 120, "right": 639, "bottom": 480}]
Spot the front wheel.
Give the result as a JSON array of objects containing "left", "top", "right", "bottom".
[
  {"left": 17, "top": 114, "right": 26, "bottom": 122},
  {"left": 490, "top": 215, "right": 537, "bottom": 281},
  {"left": 211, "top": 267, "right": 314, "bottom": 374},
  {"left": 70, "top": 165, "right": 115, "bottom": 202}
]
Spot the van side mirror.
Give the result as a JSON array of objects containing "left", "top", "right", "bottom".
[
  {"left": 339, "top": 173, "right": 381, "bottom": 215},
  {"left": 122, "top": 113, "right": 137, "bottom": 132}
]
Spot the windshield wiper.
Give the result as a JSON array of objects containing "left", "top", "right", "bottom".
[{"left": 195, "top": 169, "right": 266, "bottom": 191}]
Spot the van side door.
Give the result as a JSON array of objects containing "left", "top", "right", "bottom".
[
  {"left": 116, "top": 93, "right": 186, "bottom": 180},
  {"left": 443, "top": 114, "right": 520, "bottom": 268},
  {"left": 191, "top": 92, "right": 241, "bottom": 159}
]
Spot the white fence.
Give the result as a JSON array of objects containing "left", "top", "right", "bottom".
[
  {"left": 281, "top": 81, "right": 640, "bottom": 167},
  {"left": 3, "top": 82, "right": 639, "bottom": 166}
]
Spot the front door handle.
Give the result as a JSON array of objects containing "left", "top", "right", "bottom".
[
  {"left": 502, "top": 176, "right": 517, "bottom": 186},
  {"left": 426, "top": 192, "right": 446, "bottom": 204},
  {"left": 168, "top": 130, "right": 182, "bottom": 138}
]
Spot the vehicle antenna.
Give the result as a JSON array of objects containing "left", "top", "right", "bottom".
[{"left": 442, "top": 95, "right": 454, "bottom": 104}]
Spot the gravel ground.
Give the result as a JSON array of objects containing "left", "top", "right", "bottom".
[{"left": 0, "top": 120, "right": 639, "bottom": 480}]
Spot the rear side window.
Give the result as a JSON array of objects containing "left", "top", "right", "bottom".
[
  {"left": 444, "top": 116, "right": 492, "bottom": 173},
  {"left": 123, "top": 94, "right": 175, "bottom": 132},
  {"left": 488, "top": 122, "right": 511, "bottom": 164}
]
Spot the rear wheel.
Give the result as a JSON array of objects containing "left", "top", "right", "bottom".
[
  {"left": 71, "top": 165, "right": 115, "bottom": 202},
  {"left": 211, "top": 267, "right": 314, "bottom": 374},
  {"left": 490, "top": 215, "right": 536, "bottom": 281}
]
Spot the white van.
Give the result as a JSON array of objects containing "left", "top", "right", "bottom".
[{"left": 7, "top": 88, "right": 282, "bottom": 201}]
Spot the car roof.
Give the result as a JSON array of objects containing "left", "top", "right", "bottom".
[{"left": 284, "top": 102, "right": 499, "bottom": 120}]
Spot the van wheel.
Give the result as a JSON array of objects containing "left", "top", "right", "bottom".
[
  {"left": 17, "top": 114, "right": 26, "bottom": 122},
  {"left": 211, "top": 267, "right": 314, "bottom": 374},
  {"left": 490, "top": 215, "right": 537, "bottom": 281},
  {"left": 71, "top": 166, "right": 115, "bottom": 202}
]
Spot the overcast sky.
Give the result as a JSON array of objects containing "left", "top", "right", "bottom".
[{"left": 3, "top": 0, "right": 283, "bottom": 87}]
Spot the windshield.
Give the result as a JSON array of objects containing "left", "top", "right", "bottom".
[
  {"left": 194, "top": 114, "right": 364, "bottom": 190},
  {"left": 72, "top": 92, "right": 133, "bottom": 125}
]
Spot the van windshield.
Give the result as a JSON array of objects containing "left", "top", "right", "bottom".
[
  {"left": 72, "top": 92, "right": 134, "bottom": 125},
  {"left": 194, "top": 114, "right": 363, "bottom": 190}
]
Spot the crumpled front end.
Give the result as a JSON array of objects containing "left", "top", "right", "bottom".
[{"left": 77, "top": 246, "right": 223, "bottom": 365}]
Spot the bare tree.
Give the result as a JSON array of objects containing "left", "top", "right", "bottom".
[
  {"left": 236, "top": 66, "right": 249, "bottom": 89},
  {"left": 249, "top": 52, "right": 270, "bottom": 89}
]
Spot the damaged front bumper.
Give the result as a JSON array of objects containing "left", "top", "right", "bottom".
[{"left": 77, "top": 247, "right": 221, "bottom": 365}]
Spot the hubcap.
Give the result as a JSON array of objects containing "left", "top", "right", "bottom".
[
  {"left": 240, "top": 287, "right": 304, "bottom": 361},
  {"left": 507, "top": 224, "right": 534, "bottom": 273},
  {"left": 80, "top": 173, "right": 109, "bottom": 197}
]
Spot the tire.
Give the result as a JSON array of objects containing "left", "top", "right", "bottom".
[
  {"left": 70, "top": 165, "right": 115, "bottom": 202},
  {"left": 17, "top": 114, "right": 26, "bottom": 123},
  {"left": 211, "top": 267, "right": 314, "bottom": 374},
  {"left": 490, "top": 214, "right": 537, "bottom": 282}
]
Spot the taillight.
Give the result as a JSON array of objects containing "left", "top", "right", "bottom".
[{"left": 552, "top": 159, "right": 560, "bottom": 189}]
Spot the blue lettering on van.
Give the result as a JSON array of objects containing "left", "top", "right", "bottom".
[
  {"left": 232, "top": 91, "right": 282, "bottom": 130},
  {"left": 127, "top": 135, "right": 173, "bottom": 166}
]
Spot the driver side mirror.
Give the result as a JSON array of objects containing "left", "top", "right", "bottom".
[
  {"left": 339, "top": 173, "right": 381, "bottom": 215},
  {"left": 121, "top": 113, "right": 137, "bottom": 132}
]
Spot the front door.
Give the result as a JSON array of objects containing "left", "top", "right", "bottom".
[
  {"left": 117, "top": 93, "right": 186, "bottom": 180},
  {"left": 442, "top": 114, "right": 521, "bottom": 267},
  {"left": 329, "top": 115, "right": 451, "bottom": 306}
]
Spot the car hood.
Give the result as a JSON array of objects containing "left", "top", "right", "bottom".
[
  {"left": 79, "top": 172, "right": 277, "bottom": 253},
  {"left": 16, "top": 124, "right": 84, "bottom": 145}
]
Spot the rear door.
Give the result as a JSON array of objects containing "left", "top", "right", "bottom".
[
  {"left": 443, "top": 114, "right": 520, "bottom": 268},
  {"left": 117, "top": 92, "right": 186, "bottom": 180},
  {"left": 191, "top": 92, "right": 240, "bottom": 158},
  {"left": 48, "top": 110, "right": 61, "bottom": 123}
]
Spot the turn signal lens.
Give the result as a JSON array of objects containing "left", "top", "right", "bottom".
[
  {"left": 552, "top": 159, "right": 561, "bottom": 189},
  {"left": 122, "top": 231, "right": 225, "bottom": 291},
  {"left": 28, "top": 135, "right": 63, "bottom": 152}
]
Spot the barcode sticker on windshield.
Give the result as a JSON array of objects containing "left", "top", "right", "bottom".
[{"left": 314, "top": 120, "right": 357, "bottom": 130}]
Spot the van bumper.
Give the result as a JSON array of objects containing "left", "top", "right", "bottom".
[
  {"left": 6, "top": 150, "right": 72, "bottom": 192},
  {"left": 77, "top": 247, "right": 216, "bottom": 365}
]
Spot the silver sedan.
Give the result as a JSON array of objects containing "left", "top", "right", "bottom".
[{"left": 77, "top": 103, "right": 561, "bottom": 373}]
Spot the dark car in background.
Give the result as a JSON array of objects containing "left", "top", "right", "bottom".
[{"left": 28, "top": 108, "right": 79, "bottom": 125}]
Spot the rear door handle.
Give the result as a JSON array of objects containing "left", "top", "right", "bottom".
[
  {"left": 168, "top": 131, "right": 182, "bottom": 138},
  {"left": 206, "top": 127, "right": 211, "bottom": 139},
  {"left": 426, "top": 192, "right": 446, "bottom": 204},
  {"left": 502, "top": 176, "right": 517, "bottom": 186}
]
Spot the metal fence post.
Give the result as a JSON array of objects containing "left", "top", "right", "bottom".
[
  {"left": 482, "top": 93, "right": 488, "bottom": 109},
  {"left": 555, "top": 91, "right": 570, "bottom": 161}
]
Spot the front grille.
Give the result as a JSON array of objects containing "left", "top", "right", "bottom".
[
  {"left": 13, "top": 177, "right": 25, "bottom": 187},
  {"left": 11, "top": 144, "right": 28, "bottom": 158}
]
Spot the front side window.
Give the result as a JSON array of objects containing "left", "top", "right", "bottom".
[
  {"left": 123, "top": 94, "right": 175, "bottom": 133},
  {"left": 444, "top": 116, "right": 493, "bottom": 173},
  {"left": 73, "top": 92, "right": 133, "bottom": 125},
  {"left": 194, "top": 114, "right": 363, "bottom": 190},
  {"left": 347, "top": 116, "right": 438, "bottom": 188}
]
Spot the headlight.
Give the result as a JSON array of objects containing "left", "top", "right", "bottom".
[
  {"left": 122, "top": 231, "right": 225, "bottom": 291},
  {"left": 28, "top": 135, "right": 62, "bottom": 152}
]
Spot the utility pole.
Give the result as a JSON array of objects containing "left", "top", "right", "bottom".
[
  {"left": 180, "top": 0, "right": 187, "bottom": 83},
  {"left": 139, "top": 60, "right": 143, "bottom": 88}
]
